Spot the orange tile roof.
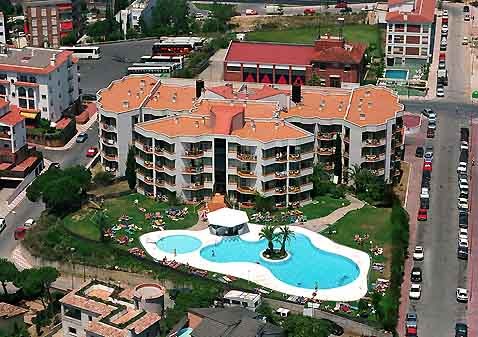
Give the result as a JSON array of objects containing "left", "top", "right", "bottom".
[
  {"left": 346, "top": 86, "right": 403, "bottom": 126},
  {"left": 0, "top": 302, "right": 28, "bottom": 319},
  {"left": 207, "top": 84, "right": 288, "bottom": 100},
  {"left": 98, "top": 75, "right": 159, "bottom": 113},
  {"left": 11, "top": 156, "right": 39, "bottom": 172},
  {"left": 60, "top": 293, "right": 114, "bottom": 317},
  {"left": 286, "top": 90, "right": 351, "bottom": 120},
  {"left": 127, "top": 312, "right": 161, "bottom": 334},
  {"left": 195, "top": 100, "right": 277, "bottom": 120},
  {"left": 87, "top": 289, "right": 113, "bottom": 301},
  {"left": 145, "top": 84, "right": 196, "bottom": 111},
  {"left": 0, "top": 49, "right": 74, "bottom": 75},
  {"left": 138, "top": 116, "right": 215, "bottom": 138},
  {"left": 118, "top": 288, "right": 135, "bottom": 300},
  {"left": 0, "top": 107, "right": 24, "bottom": 126},
  {"left": 0, "top": 98, "right": 9, "bottom": 110},
  {"left": 231, "top": 120, "right": 310, "bottom": 142},
  {"left": 386, "top": 0, "right": 436, "bottom": 23},
  {"left": 86, "top": 321, "right": 127, "bottom": 337},
  {"left": 55, "top": 117, "right": 71, "bottom": 129},
  {"left": 111, "top": 309, "right": 141, "bottom": 325}
]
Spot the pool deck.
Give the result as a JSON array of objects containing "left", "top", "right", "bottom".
[{"left": 140, "top": 224, "right": 370, "bottom": 302}]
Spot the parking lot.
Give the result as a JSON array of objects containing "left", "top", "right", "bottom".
[{"left": 78, "top": 39, "right": 160, "bottom": 94}]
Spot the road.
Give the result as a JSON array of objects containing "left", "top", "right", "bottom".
[{"left": 0, "top": 123, "right": 99, "bottom": 259}]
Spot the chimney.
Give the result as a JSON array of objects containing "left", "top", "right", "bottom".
[
  {"left": 365, "top": 90, "right": 371, "bottom": 97},
  {"left": 136, "top": 92, "right": 140, "bottom": 98},
  {"left": 50, "top": 56, "right": 56, "bottom": 66},
  {"left": 292, "top": 84, "right": 301, "bottom": 103},
  {"left": 122, "top": 100, "right": 129, "bottom": 109},
  {"left": 202, "top": 116, "right": 206, "bottom": 125},
  {"left": 140, "top": 79, "right": 146, "bottom": 88},
  {"left": 194, "top": 121, "right": 199, "bottom": 128},
  {"left": 127, "top": 90, "right": 131, "bottom": 96},
  {"left": 251, "top": 121, "right": 256, "bottom": 132},
  {"left": 275, "top": 122, "right": 280, "bottom": 130},
  {"left": 196, "top": 79, "right": 204, "bottom": 98},
  {"left": 174, "top": 117, "right": 179, "bottom": 124},
  {"left": 368, "top": 102, "right": 372, "bottom": 108}
]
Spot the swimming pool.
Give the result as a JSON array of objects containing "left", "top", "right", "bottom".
[
  {"left": 177, "top": 327, "right": 193, "bottom": 337},
  {"left": 384, "top": 69, "right": 409, "bottom": 80},
  {"left": 156, "top": 235, "right": 202, "bottom": 254},
  {"left": 200, "top": 234, "right": 359, "bottom": 289}
]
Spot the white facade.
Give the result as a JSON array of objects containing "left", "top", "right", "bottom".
[
  {"left": 0, "top": 12, "right": 6, "bottom": 45},
  {"left": 115, "top": 0, "right": 155, "bottom": 36},
  {"left": 0, "top": 47, "right": 80, "bottom": 122},
  {"left": 385, "top": 22, "right": 432, "bottom": 63},
  {"left": 0, "top": 104, "right": 27, "bottom": 153}
]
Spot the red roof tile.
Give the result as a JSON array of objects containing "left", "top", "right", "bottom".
[
  {"left": 207, "top": 84, "right": 288, "bottom": 100},
  {"left": 312, "top": 43, "right": 367, "bottom": 64},
  {"left": 11, "top": 156, "right": 39, "bottom": 172},
  {"left": 225, "top": 41, "right": 315, "bottom": 65},
  {"left": 0, "top": 302, "right": 28, "bottom": 319},
  {"left": 55, "top": 117, "right": 71, "bottom": 129},
  {"left": 0, "top": 105, "right": 23, "bottom": 126},
  {"left": 386, "top": 0, "right": 436, "bottom": 23},
  {"left": 0, "top": 98, "right": 8, "bottom": 110},
  {"left": 210, "top": 105, "right": 244, "bottom": 134}
]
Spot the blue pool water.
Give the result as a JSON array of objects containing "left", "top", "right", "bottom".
[
  {"left": 384, "top": 69, "right": 408, "bottom": 80},
  {"left": 177, "top": 328, "right": 193, "bottom": 337},
  {"left": 156, "top": 235, "right": 202, "bottom": 254},
  {"left": 200, "top": 234, "right": 360, "bottom": 290}
]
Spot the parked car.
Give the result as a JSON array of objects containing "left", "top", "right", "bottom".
[
  {"left": 24, "top": 219, "right": 36, "bottom": 228},
  {"left": 424, "top": 146, "right": 433, "bottom": 162},
  {"left": 14, "top": 226, "right": 30, "bottom": 240},
  {"left": 420, "top": 196, "right": 429, "bottom": 209},
  {"left": 459, "top": 150, "right": 469, "bottom": 164},
  {"left": 436, "top": 85, "right": 445, "bottom": 97},
  {"left": 411, "top": 267, "right": 422, "bottom": 282},
  {"left": 428, "top": 119, "right": 437, "bottom": 129},
  {"left": 458, "top": 245, "right": 469, "bottom": 260},
  {"left": 463, "top": 36, "right": 469, "bottom": 45},
  {"left": 303, "top": 8, "right": 316, "bottom": 15},
  {"left": 458, "top": 198, "right": 469, "bottom": 210},
  {"left": 456, "top": 288, "right": 468, "bottom": 302},
  {"left": 459, "top": 212, "right": 468, "bottom": 229},
  {"left": 409, "top": 283, "right": 422, "bottom": 300},
  {"left": 460, "top": 141, "right": 469, "bottom": 151},
  {"left": 420, "top": 187, "right": 430, "bottom": 199},
  {"left": 459, "top": 228, "right": 468, "bottom": 241},
  {"left": 458, "top": 238, "right": 469, "bottom": 248},
  {"left": 455, "top": 322, "right": 468, "bottom": 337},
  {"left": 458, "top": 179, "right": 469, "bottom": 191},
  {"left": 86, "top": 147, "right": 98, "bottom": 157},
  {"left": 76, "top": 132, "right": 89, "bottom": 143},
  {"left": 427, "top": 128, "right": 435, "bottom": 138},
  {"left": 423, "top": 162, "right": 432, "bottom": 172},
  {"left": 335, "top": 2, "right": 348, "bottom": 8},
  {"left": 438, "top": 60, "right": 446, "bottom": 69},
  {"left": 245, "top": 8, "right": 258, "bottom": 15},
  {"left": 457, "top": 163, "right": 467, "bottom": 175},
  {"left": 49, "top": 162, "right": 61, "bottom": 170},
  {"left": 406, "top": 312, "right": 418, "bottom": 327},
  {"left": 413, "top": 246, "right": 424, "bottom": 261},
  {"left": 415, "top": 146, "right": 424, "bottom": 157},
  {"left": 0, "top": 217, "right": 5, "bottom": 233},
  {"left": 417, "top": 208, "right": 428, "bottom": 221},
  {"left": 461, "top": 127, "right": 469, "bottom": 141},
  {"left": 422, "top": 108, "right": 433, "bottom": 117}
]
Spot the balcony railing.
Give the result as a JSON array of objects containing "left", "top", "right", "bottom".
[
  {"left": 275, "top": 154, "right": 287, "bottom": 162},
  {"left": 274, "top": 186, "right": 286, "bottom": 194},
  {"left": 101, "top": 123, "right": 116, "bottom": 131},
  {"left": 237, "top": 186, "right": 255, "bottom": 194},
  {"left": 183, "top": 149, "right": 204, "bottom": 158},
  {"left": 370, "top": 168, "right": 386, "bottom": 176},
  {"left": 274, "top": 171, "right": 288, "bottom": 179},
  {"left": 288, "top": 169, "right": 301, "bottom": 177},
  {"left": 237, "top": 153, "right": 257, "bottom": 162},
  {"left": 288, "top": 186, "right": 300, "bottom": 193},
  {"left": 362, "top": 138, "right": 386, "bottom": 147},
  {"left": 362, "top": 153, "right": 386, "bottom": 162},
  {"left": 183, "top": 166, "right": 204, "bottom": 174},
  {"left": 183, "top": 182, "right": 211, "bottom": 190},
  {"left": 288, "top": 153, "right": 301, "bottom": 161},
  {"left": 237, "top": 169, "right": 256, "bottom": 178},
  {"left": 103, "top": 152, "right": 118, "bottom": 161},
  {"left": 318, "top": 147, "right": 335, "bottom": 155},
  {"left": 317, "top": 132, "right": 337, "bottom": 140}
]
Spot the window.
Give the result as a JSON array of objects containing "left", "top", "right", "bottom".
[
  {"left": 32, "top": 28, "right": 38, "bottom": 35},
  {"left": 41, "top": 94, "right": 46, "bottom": 99},
  {"left": 31, "top": 8, "right": 37, "bottom": 17},
  {"left": 0, "top": 85, "right": 6, "bottom": 99},
  {"left": 318, "top": 63, "right": 327, "bottom": 70},
  {"left": 18, "top": 87, "right": 35, "bottom": 110},
  {"left": 0, "top": 32, "right": 4, "bottom": 36},
  {"left": 41, "top": 8, "right": 47, "bottom": 16},
  {"left": 32, "top": 20, "right": 37, "bottom": 27},
  {"left": 33, "top": 37, "right": 38, "bottom": 45},
  {"left": 226, "top": 64, "right": 241, "bottom": 72},
  {"left": 344, "top": 64, "right": 351, "bottom": 71},
  {"left": 0, "top": 74, "right": 6, "bottom": 80},
  {"left": 42, "top": 107, "right": 47, "bottom": 112},
  {"left": 68, "top": 327, "right": 77, "bottom": 336}
]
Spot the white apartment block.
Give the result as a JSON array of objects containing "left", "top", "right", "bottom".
[
  {"left": 115, "top": 0, "right": 155, "bottom": 36},
  {"left": 0, "top": 12, "right": 6, "bottom": 45},
  {"left": 97, "top": 75, "right": 405, "bottom": 207},
  {"left": 385, "top": 0, "right": 436, "bottom": 65},
  {"left": 0, "top": 46, "right": 80, "bottom": 122}
]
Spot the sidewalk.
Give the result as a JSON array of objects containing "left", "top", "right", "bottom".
[
  {"left": 37, "top": 113, "right": 97, "bottom": 151},
  {"left": 396, "top": 120, "right": 427, "bottom": 337}
]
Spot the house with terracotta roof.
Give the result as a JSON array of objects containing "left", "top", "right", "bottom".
[
  {"left": 223, "top": 34, "right": 367, "bottom": 89},
  {"left": 97, "top": 75, "right": 405, "bottom": 207},
  {"left": 385, "top": 0, "right": 436, "bottom": 64},
  {"left": 0, "top": 45, "right": 80, "bottom": 122},
  {"left": 0, "top": 302, "right": 28, "bottom": 336},
  {"left": 60, "top": 280, "right": 164, "bottom": 337},
  {"left": 0, "top": 98, "right": 44, "bottom": 188}
]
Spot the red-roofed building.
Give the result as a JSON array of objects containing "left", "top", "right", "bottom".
[
  {"left": 224, "top": 35, "right": 367, "bottom": 88},
  {"left": 385, "top": 0, "right": 436, "bottom": 64}
]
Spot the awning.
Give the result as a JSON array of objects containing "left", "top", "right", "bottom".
[
  {"left": 207, "top": 208, "right": 249, "bottom": 228},
  {"left": 20, "top": 111, "right": 39, "bottom": 119}
]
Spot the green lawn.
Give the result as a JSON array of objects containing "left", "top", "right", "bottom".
[
  {"left": 322, "top": 206, "right": 392, "bottom": 278},
  {"left": 247, "top": 25, "right": 383, "bottom": 57},
  {"left": 63, "top": 193, "right": 198, "bottom": 242},
  {"left": 244, "top": 195, "right": 349, "bottom": 226}
]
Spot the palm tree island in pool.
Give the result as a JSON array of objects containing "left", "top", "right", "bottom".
[{"left": 260, "top": 224, "right": 295, "bottom": 260}]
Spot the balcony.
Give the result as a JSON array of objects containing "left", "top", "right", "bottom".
[
  {"left": 183, "top": 182, "right": 211, "bottom": 190},
  {"left": 237, "top": 169, "right": 256, "bottom": 178},
  {"left": 370, "top": 168, "right": 386, "bottom": 176},
  {"left": 183, "top": 149, "right": 205, "bottom": 158},
  {"left": 237, "top": 185, "right": 255, "bottom": 194},
  {"left": 0, "top": 131, "right": 10, "bottom": 139},
  {"left": 275, "top": 154, "right": 287, "bottom": 162},
  {"left": 362, "top": 153, "right": 386, "bottom": 162},
  {"left": 183, "top": 166, "right": 204, "bottom": 174},
  {"left": 102, "top": 152, "right": 118, "bottom": 161},
  {"left": 155, "top": 147, "right": 175, "bottom": 156},
  {"left": 288, "top": 153, "right": 301, "bottom": 161},
  {"left": 273, "top": 186, "right": 287, "bottom": 194},
  {"left": 362, "top": 138, "right": 386, "bottom": 147},
  {"left": 317, "top": 147, "right": 335, "bottom": 155},
  {"left": 141, "top": 144, "right": 153, "bottom": 154},
  {"left": 274, "top": 171, "right": 288, "bottom": 179},
  {"left": 288, "top": 169, "right": 301, "bottom": 177},
  {"left": 101, "top": 137, "right": 117, "bottom": 147},
  {"left": 101, "top": 123, "right": 116, "bottom": 132},
  {"left": 317, "top": 132, "right": 337, "bottom": 140},
  {"left": 237, "top": 152, "right": 257, "bottom": 162},
  {"left": 344, "top": 136, "right": 350, "bottom": 143},
  {"left": 288, "top": 186, "right": 301, "bottom": 193}
]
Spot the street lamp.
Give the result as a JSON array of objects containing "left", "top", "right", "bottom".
[{"left": 69, "top": 247, "right": 76, "bottom": 290}]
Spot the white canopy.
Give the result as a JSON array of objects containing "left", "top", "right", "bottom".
[{"left": 207, "top": 208, "right": 249, "bottom": 228}]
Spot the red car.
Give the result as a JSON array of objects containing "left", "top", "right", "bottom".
[
  {"left": 423, "top": 162, "right": 432, "bottom": 171},
  {"left": 417, "top": 208, "right": 428, "bottom": 221},
  {"left": 86, "top": 147, "right": 98, "bottom": 157},
  {"left": 14, "top": 226, "right": 29, "bottom": 240},
  {"left": 335, "top": 2, "right": 348, "bottom": 8},
  {"left": 304, "top": 8, "right": 316, "bottom": 15}
]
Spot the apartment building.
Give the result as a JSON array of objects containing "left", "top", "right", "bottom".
[
  {"left": 385, "top": 0, "right": 436, "bottom": 65},
  {"left": 0, "top": 99, "right": 44, "bottom": 187},
  {"left": 97, "top": 75, "right": 404, "bottom": 207},
  {"left": 0, "top": 12, "right": 6, "bottom": 45},
  {"left": 115, "top": 0, "right": 155, "bottom": 37},
  {"left": 24, "top": 0, "right": 80, "bottom": 48},
  {"left": 60, "top": 280, "right": 163, "bottom": 337},
  {"left": 224, "top": 35, "right": 367, "bottom": 89},
  {"left": 0, "top": 45, "right": 80, "bottom": 122}
]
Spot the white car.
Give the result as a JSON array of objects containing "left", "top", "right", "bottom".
[
  {"left": 436, "top": 86, "right": 445, "bottom": 97},
  {"left": 460, "top": 141, "right": 469, "bottom": 151},
  {"left": 420, "top": 187, "right": 430, "bottom": 199},
  {"left": 456, "top": 288, "right": 468, "bottom": 302},
  {"left": 409, "top": 283, "right": 422, "bottom": 300},
  {"left": 24, "top": 219, "right": 36, "bottom": 228},
  {"left": 458, "top": 198, "right": 469, "bottom": 210},
  {"left": 442, "top": 26, "right": 449, "bottom": 33},
  {"left": 0, "top": 217, "right": 5, "bottom": 233},
  {"left": 463, "top": 37, "right": 469, "bottom": 45},
  {"left": 457, "top": 163, "right": 467, "bottom": 174},
  {"left": 459, "top": 228, "right": 468, "bottom": 241},
  {"left": 459, "top": 180, "right": 469, "bottom": 191},
  {"left": 413, "top": 246, "right": 424, "bottom": 261},
  {"left": 428, "top": 120, "right": 437, "bottom": 129},
  {"left": 443, "top": 9, "right": 448, "bottom": 15},
  {"left": 458, "top": 237, "right": 469, "bottom": 248}
]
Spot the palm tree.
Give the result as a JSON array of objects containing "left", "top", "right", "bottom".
[
  {"left": 259, "top": 225, "right": 277, "bottom": 255},
  {"left": 347, "top": 164, "right": 374, "bottom": 194},
  {"left": 278, "top": 225, "right": 295, "bottom": 256}
]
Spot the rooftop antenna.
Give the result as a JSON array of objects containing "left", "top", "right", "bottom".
[{"left": 337, "top": 17, "right": 345, "bottom": 39}]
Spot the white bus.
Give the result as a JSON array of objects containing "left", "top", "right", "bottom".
[
  {"left": 127, "top": 66, "right": 174, "bottom": 75},
  {"left": 59, "top": 46, "right": 101, "bottom": 59}
]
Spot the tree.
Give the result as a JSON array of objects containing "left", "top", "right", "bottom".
[
  {"left": 150, "top": 0, "right": 190, "bottom": 36},
  {"left": 282, "top": 314, "right": 332, "bottom": 337},
  {"left": 307, "top": 72, "right": 321, "bottom": 86},
  {"left": 310, "top": 163, "right": 331, "bottom": 197},
  {"left": 94, "top": 210, "right": 109, "bottom": 242},
  {"left": 60, "top": 31, "right": 77, "bottom": 46},
  {"left": 0, "top": 258, "right": 18, "bottom": 295},
  {"left": 26, "top": 166, "right": 91, "bottom": 215},
  {"left": 125, "top": 146, "right": 137, "bottom": 189},
  {"left": 347, "top": 164, "right": 385, "bottom": 202},
  {"left": 259, "top": 225, "right": 277, "bottom": 255},
  {"left": 93, "top": 171, "right": 115, "bottom": 187},
  {"left": 254, "top": 193, "right": 273, "bottom": 212},
  {"left": 334, "top": 134, "right": 343, "bottom": 183},
  {"left": 15, "top": 267, "right": 59, "bottom": 309},
  {"left": 278, "top": 225, "right": 295, "bottom": 256}
]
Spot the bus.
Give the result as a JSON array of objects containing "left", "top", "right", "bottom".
[
  {"left": 152, "top": 37, "right": 205, "bottom": 57},
  {"left": 59, "top": 46, "right": 101, "bottom": 59},
  {"left": 127, "top": 65, "right": 179, "bottom": 75}
]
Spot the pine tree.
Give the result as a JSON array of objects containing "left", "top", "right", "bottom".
[{"left": 125, "top": 146, "right": 136, "bottom": 189}]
